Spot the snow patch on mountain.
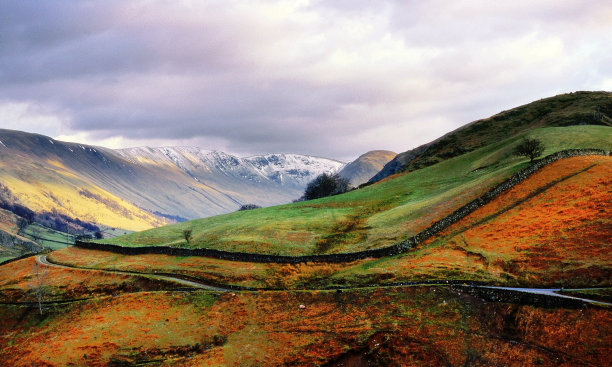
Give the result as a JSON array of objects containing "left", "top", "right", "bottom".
[{"left": 115, "top": 147, "right": 346, "bottom": 189}]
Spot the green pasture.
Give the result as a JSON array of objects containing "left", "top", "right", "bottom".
[{"left": 103, "top": 126, "right": 611, "bottom": 256}]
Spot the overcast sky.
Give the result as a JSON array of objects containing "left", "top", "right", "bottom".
[{"left": 1, "top": 0, "right": 611, "bottom": 161}]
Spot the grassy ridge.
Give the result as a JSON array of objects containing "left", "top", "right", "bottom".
[
  {"left": 387, "top": 91, "right": 612, "bottom": 175},
  {"left": 104, "top": 125, "right": 611, "bottom": 256}
]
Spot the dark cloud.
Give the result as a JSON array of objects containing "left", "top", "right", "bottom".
[{"left": 0, "top": 0, "right": 610, "bottom": 161}]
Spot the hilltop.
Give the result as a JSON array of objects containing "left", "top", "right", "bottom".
[
  {"left": 370, "top": 91, "right": 612, "bottom": 182},
  {"left": 338, "top": 150, "right": 397, "bottom": 186}
]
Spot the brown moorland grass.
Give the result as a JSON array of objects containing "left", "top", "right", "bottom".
[
  {"left": 0, "top": 287, "right": 610, "bottom": 366},
  {"left": 48, "top": 247, "right": 365, "bottom": 289},
  {"left": 328, "top": 155, "right": 612, "bottom": 288},
  {"left": 0, "top": 256, "right": 178, "bottom": 303}
]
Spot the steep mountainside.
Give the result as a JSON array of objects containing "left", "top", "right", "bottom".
[
  {"left": 338, "top": 150, "right": 396, "bottom": 186},
  {"left": 370, "top": 91, "right": 612, "bottom": 182},
  {"left": 0, "top": 130, "right": 344, "bottom": 231}
]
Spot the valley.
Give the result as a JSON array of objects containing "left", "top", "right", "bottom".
[{"left": 0, "top": 92, "right": 611, "bottom": 366}]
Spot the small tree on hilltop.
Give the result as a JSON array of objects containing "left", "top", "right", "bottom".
[
  {"left": 513, "top": 138, "right": 544, "bottom": 164},
  {"left": 301, "top": 173, "right": 351, "bottom": 201},
  {"left": 183, "top": 229, "right": 193, "bottom": 245}
]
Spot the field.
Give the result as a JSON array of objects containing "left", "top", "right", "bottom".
[
  {"left": 0, "top": 256, "right": 179, "bottom": 303},
  {"left": 0, "top": 209, "right": 42, "bottom": 263},
  {"left": 19, "top": 223, "right": 75, "bottom": 251},
  {"left": 103, "top": 126, "right": 612, "bottom": 256}
]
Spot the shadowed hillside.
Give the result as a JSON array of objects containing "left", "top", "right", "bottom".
[{"left": 338, "top": 150, "right": 396, "bottom": 186}]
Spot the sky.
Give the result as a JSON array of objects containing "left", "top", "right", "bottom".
[{"left": 1, "top": 0, "right": 611, "bottom": 161}]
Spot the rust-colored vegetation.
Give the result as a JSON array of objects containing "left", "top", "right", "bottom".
[
  {"left": 1, "top": 287, "right": 610, "bottom": 366},
  {"left": 48, "top": 247, "right": 364, "bottom": 289},
  {"left": 47, "top": 156, "right": 611, "bottom": 290},
  {"left": 0, "top": 256, "right": 178, "bottom": 303}
]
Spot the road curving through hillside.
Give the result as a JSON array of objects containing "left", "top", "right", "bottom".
[{"left": 37, "top": 254, "right": 611, "bottom": 307}]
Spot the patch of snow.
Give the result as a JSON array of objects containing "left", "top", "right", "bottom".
[
  {"left": 0, "top": 140, "right": 5, "bottom": 147},
  {"left": 48, "top": 139, "right": 54, "bottom": 144},
  {"left": 114, "top": 146, "right": 346, "bottom": 189}
]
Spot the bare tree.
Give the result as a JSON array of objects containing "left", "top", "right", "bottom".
[
  {"left": 29, "top": 260, "right": 48, "bottom": 315},
  {"left": 513, "top": 138, "right": 544, "bottom": 164}
]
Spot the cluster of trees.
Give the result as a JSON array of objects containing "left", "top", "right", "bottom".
[{"left": 300, "top": 173, "right": 351, "bottom": 201}]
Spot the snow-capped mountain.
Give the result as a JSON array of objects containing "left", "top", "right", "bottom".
[
  {"left": 0, "top": 129, "right": 346, "bottom": 230},
  {"left": 115, "top": 147, "right": 345, "bottom": 190}
]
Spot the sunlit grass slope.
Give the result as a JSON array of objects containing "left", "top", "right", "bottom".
[
  {"left": 105, "top": 125, "right": 612, "bottom": 256},
  {"left": 0, "top": 157, "right": 166, "bottom": 231}
]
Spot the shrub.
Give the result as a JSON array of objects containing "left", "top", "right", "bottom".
[{"left": 238, "top": 204, "right": 261, "bottom": 211}]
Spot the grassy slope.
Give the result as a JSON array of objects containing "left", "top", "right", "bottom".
[
  {"left": 0, "top": 155, "right": 166, "bottom": 232},
  {"left": 105, "top": 125, "right": 612, "bottom": 256},
  {"left": 327, "top": 155, "right": 611, "bottom": 288},
  {"left": 64, "top": 154, "right": 610, "bottom": 290}
]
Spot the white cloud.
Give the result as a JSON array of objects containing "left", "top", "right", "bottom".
[{"left": 0, "top": 101, "right": 70, "bottom": 136}]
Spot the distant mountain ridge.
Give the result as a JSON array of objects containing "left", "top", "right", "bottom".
[
  {"left": 338, "top": 150, "right": 396, "bottom": 186},
  {"left": 0, "top": 129, "right": 345, "bottom": 231},
  {"left": 116, "top": 147, "right": 344, "bottom": 189}
]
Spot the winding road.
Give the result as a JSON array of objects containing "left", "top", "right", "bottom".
[{"left": 37, "top": 254, "right": 611, "bottom": 306}]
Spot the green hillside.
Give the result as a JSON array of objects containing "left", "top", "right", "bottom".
[{"left": 103, "top": 125, "right": 612, "bottom": 256}]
